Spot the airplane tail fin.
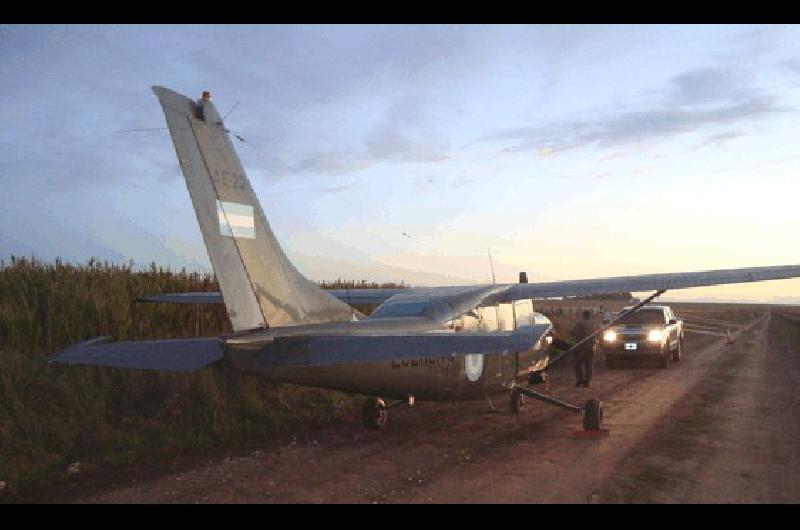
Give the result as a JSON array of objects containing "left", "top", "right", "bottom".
[{"left": 152, "top": 87, "right": 355, "bottom": 330}]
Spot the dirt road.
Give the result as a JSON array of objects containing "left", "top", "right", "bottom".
[{"left": 72, "top": 308, "right": 800, "bottom": 503}]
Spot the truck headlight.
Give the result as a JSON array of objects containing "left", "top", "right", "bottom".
[
  {"left": 648, "top": 329, "right": 664, "bottom": 342},
  {"left": 603, "top": 330, "right": 617, "bottom": 342}
]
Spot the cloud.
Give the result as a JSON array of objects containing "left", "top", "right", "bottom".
[
  {"left": 364, "top": 129, "right": 449, "bottom": 163},
  {"left": 315, "top": 184, "right": 355, "bottom": 194},
  {"left": 1, "top": 25, "right": 474, "bottom": 192},
  {"left": 363, "top": 95, "right": 450, "bottom": 163},
  {"left": 668, "top": 67, "right": 751, "bottom": 106},
  {"left": 711, "top": 154, "right": 800, "bottom": 174},
  {"left": 598, "top": 151, "right": 625, "bottom": 162},
  {"left": 260, "top": 94, "right": 451, "bottom": 178},
  {"left": 483, "top": 67, "right": 789, "bottom": 155},
  {"left": 782, "top": 59, "right": 800, "bottom": 75},
  {"left": 285, "top": 151, "right": 373, "bottom": 176},
  {"left": 690, "top": 130, "right": 745, "bottom": 151},
  {"left": 553, "top": 172, "right": 609, "bottom": 180}
]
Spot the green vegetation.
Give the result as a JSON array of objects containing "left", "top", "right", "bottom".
[{"left": 0, "top": 256, "right": 406, "bottom": 502}]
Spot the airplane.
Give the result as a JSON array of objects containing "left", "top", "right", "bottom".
[{"left": 49, "top": 87, "right": 800, "bottom": 432}]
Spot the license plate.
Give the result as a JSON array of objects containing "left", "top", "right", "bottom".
[{"left": 625, "top": 343, "right": 637, "bottom": 350}]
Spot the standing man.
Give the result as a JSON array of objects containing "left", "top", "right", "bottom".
[{"left": 572, "top": 309, "right": 598, "bottom": 387}]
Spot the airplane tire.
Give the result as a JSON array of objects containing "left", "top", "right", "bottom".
[
  {"left": 583, "top": 399, "right": 603, "bottom": 431},
  {"left": 510, "top": 388, "right": 525, "bottom": 414},
  {"left": 362, "top": 398, "right": 388, "bottom": 429},
  {"left": 672, "top": 338, "right": 682, "bottom": 362},
  {"left": 605, "top": 356, "right": 616, "bottom": 369}
]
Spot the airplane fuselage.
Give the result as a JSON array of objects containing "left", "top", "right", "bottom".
[
  {"left": 223, "top": 303, "right": 552, "bottom": 401},
  {"left": 254, "top": 348, "right": 545, "bottom": 402}
]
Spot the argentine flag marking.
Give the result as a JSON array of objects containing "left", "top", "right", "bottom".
[{"left": 217, "top": 200, "right": 255, "bottom": 239}]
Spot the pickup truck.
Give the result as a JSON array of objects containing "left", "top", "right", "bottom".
[{"left": 599, "top": 304, "right": 684, "bottom": 369}]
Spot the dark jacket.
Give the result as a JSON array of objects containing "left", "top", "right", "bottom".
[{"left": 571, "top": 319, "right": 597, "bottom": 351}]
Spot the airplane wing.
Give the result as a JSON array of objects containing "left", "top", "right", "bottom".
[
  {"left": 70, "top": 263, "right": 799, "bottom": 373},
  {"left": 324, "top": 289, "right": 407, "bottom": 305},
  {"left": 49, "top": 337, "right": 223, "bottom": 372},
  {"left": 366, "top": 264, "right": 800, "bottom": 325},
  {"left": 137, "top": 289, "right": 405, "bottom": 306},
  {"left": 135, "top": 264, "right": 800, "bottom": 325},
  {"left": 499, "top": 264, "right": 800, "bottom": 301}
]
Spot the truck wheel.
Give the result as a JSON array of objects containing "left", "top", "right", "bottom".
[
  {"left": 672, "top": 338, "right": 682, "bottom": 362},
  {"left": 583, "top": 399, "right": 603, "bottom": 431}
]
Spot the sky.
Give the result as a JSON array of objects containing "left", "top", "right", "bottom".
[{"left": 1, "top": 24, "right": 800, "bottom": 302}]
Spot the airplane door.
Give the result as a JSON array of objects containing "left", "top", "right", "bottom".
[
  {"left": 512, "top": 299, "right": 534, "bottom": 379},
  {"left": 478, "top": 305, "right": 502, "bottom": 378},
  {"left": 497, "top": 303, "right": 514, "bottom": 381}
]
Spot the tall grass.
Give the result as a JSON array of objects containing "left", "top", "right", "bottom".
[{"left": 0, "top": 256, "right": 405, "bottom": 502}]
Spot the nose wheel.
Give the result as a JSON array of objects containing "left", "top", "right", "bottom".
[
  {"left": 582, "top": 399, "right": 603, "bottom": 431},
  {"left": 362, "top": 397, "right": 389, "bottom": 429}
]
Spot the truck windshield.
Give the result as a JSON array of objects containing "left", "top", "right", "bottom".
[{"left": 616, "top": 310, "right": 665, "bottom": 325}]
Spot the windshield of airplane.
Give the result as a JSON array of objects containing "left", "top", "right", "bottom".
[{"left": 616, "top": 309, "right": 665, "bottom": 325}]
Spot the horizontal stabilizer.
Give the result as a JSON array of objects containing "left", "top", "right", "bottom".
[
  {"left": 137, "top": 292, "right": 224, "bottom": 304},
  {"left": 49, "top": 336, "right": 223, "bottom": 372},
  {"left": 258, "top": 324, "right": 551, "bottom": 369}
]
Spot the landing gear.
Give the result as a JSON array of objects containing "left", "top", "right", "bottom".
[
  {"left": 510, "top": 387, "right": 526, "bottom": 414},
  {"left": 582, "top": 399, "right": 603, "bottom": 431},
  {"left": 362, "top": 397, "right": 388, "bottom": 429},
  {"left": 672, "top": 338, "right": 683, "bottom": 362},
  {"left": 511, "top": 384, "right": 604, "bottom": 432}
]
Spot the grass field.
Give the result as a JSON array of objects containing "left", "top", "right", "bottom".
[{"left": 0, "top": 256, "right": 402, "bottom": 502}]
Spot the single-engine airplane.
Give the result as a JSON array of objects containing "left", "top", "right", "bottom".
[{"left": 49, "top": 87, "right": 800, "bottom": 431}]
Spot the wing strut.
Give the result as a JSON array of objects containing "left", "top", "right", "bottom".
[{"left": 537, "top": 289, "right": 666, "bottom": 373}]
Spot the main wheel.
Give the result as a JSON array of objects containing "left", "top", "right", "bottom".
[
  {"left": 583, "top": 399, "right": 603, "bottom": 431},
  {"left": 510, "top": 388, "right": 526, "bottom": 414},
  {"left": 362, "top": 398, "right": 388, "bottom": 429},
  {"left": 672, "top": 338, "right": 683, "bottom": 362}
]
